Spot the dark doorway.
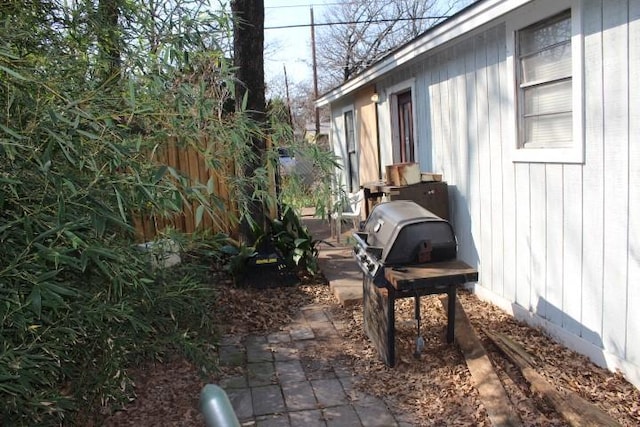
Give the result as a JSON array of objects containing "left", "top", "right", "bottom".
[{"left": 397, "top": 91, "right": 414, "bottom": 163}]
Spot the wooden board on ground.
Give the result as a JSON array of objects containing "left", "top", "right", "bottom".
[
  {"left": 440, "top": 296, "right": 522, "bottom": 427},
  {"left": 483, "top": 329, "right": 621, "bottom": 427}
]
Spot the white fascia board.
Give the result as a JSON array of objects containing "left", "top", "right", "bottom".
[{"left": 316, "top": 0, "right": 533, "bottom": 107}]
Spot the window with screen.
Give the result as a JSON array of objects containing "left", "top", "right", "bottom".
[
  {"left": 344, "top": 110, "right": 358, "bottom": 192},
  {"left": 517, "top": 10, "right": 572, "bottom": 149}
]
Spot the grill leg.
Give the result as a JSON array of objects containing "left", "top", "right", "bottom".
[
  {"left": 446, "top": 286, "right": 456, "bottom": 343},
  {"left": 414, "top": 295, "right": 425, "bottom": 357}
]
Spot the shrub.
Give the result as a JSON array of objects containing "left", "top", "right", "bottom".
[{"left": 0, "top": 1, "right": 252, "bottom": 424}]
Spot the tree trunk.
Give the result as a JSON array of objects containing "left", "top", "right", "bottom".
[
  {"left": 97, "top": 0, "right": 122, "bottom": 83},
  {"left": 231, "top": 0, "right": 266, "bottom": 244}
]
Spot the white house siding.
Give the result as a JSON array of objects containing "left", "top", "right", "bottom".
[
  {"left": 377, "top": 1, "right": 639, "bottom": 386},
  {"left": 628, "top": 0, "right": 640, "bottom": 371}
]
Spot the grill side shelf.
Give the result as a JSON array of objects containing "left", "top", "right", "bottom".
[{"left": 385, "top": 260, "right": 478, "bottom": 291}]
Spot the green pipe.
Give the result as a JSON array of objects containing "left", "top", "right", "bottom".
[{"left": 200, "top": 384, "right": 240, "bottom": 427}]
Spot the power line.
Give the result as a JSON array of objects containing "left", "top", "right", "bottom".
[
  {"left": 265, "top": 16, "right": 447, "bottom": 30},
  {"left": 265, "top": 2, "right": 361, "bottom": 9}
]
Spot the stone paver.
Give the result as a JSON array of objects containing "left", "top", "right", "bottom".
[
  {"left": 252, "top": 384, "right": 286, "bottom": 416},
  {"left": 227, "top": 388, "right": 253, "bottom": 421},
  {"left": 248, "top": 361, "right": 276, "bottom": 387},
  {"left": 276, "top": 360, "right": 307, "bottom": 384},
  {"left": 247, "top": 336, "right": 274, "bottom": 363},
  {"left": 303, "top": 358, "right": 337, "bottom": 381},
  {"left": 303, "top": 307, "right": 331, "bottom": 323},
  {"left": 323, "top": 405, "right": 362, "bottom": 427},
  {"left": 219, "top": 374, "right": 247, "bottom": 390},
  {"left": 333, "top": 364, "right": 353, "bottom": 379},
  {"left": 290, "top": 326, "right": 315, "bottom": 341},
  {"left": 273, "top": 344, "right": 300, "bottom": 362},
  {"left": 289, "top": 409, "right": 326, "bottom": 427},
  {"left": 311, "top": 378, "right": 349, "bottom": 408},
  {"left": 354, "top": 396, "right": 398, "bottom": 427},
  {"left": 312, "top": 323, "right": 339, "bottom": 339},
  {"left": 218, "top": 344, "right": 245, "bottom": 367},
  {"left": 257, "top": 413, "right": 291, "bottom": 427},
  {"left": 213, "top": 302, "right": 406, "bottom": 427},
  {"left": 281, "top": 380, "right": 318, "bottom": 411},
  {"left": 267, "top": 331, "right": 292, "bottom": 344}
]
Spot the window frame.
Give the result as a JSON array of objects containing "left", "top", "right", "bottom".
[
  {"left": 342, "top": 107, "right": 359, "bottom": 193},
  {"left": 385, "top": 79, "right": 418, "bottom": 165},
  {"left": 507, "top": 0, "right": 584, "bottom": 164}
]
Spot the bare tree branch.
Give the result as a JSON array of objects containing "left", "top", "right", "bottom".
[{"left": 316, "top": 0, "right": 477, "bottom": 88}]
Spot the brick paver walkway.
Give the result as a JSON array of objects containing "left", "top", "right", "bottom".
[{"left": 217, "top": 305, "right": 402, "bottom": 427}]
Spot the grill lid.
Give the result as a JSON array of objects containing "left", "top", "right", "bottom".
[{"left": 360, "top": 200, "right": 457, "bottom": 265}]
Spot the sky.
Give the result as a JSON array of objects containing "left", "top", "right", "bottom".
[
  {"left": 263, "top": 1, "right": 334, "bottom": 91},
  {"left": 261, "top": 1, "right": 475, "bottom": 96}
]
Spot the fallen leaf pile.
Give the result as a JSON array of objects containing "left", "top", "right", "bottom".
[
  {"left": 327, "top": 291, "right": 640, "bottom": 426},
  {"left": 99, "top": 277, "right": 640, "bottom": 426}
]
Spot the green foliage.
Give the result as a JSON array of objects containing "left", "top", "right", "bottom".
[
  {"left": 0, "top": 1, "right": 269, "bottom": 424},
  {"left": 221, "top": 203, "right": 326, "bottom": 284},
  {"left": 219, "top": 239, "right": 258, "bottom": 283},
  {"left": 270, "top": 134, "right": 341, "bottom": 219},
  {"left": 270, "top": 205, "right": 327, "bottom": 274}
]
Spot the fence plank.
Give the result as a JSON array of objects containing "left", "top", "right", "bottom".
[{"left": 133, "top": 139, "right": 243, "bottom": 241}]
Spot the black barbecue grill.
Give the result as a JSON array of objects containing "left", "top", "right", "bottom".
[{"left": 353, "top": 200, "right": 478, "bottom": 366}]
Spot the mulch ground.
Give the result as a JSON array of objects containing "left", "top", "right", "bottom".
[{"left": 101, "top": 276, "right": 640, "bottom": 426}]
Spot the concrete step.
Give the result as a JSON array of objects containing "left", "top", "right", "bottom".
[
  {"left": 302, "top": 212, "right": 364, "bottom": 306},
  {"left": 317, "top": 239, "right": 363, "bottom": 307}
]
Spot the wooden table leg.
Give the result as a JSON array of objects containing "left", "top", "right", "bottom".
[
  {"left": 363, "top": 187, "right": 371, "bottom": 217},
  {"left": 446, "top": 286, "right": 456, "bottom": 343},
  {"left": 387, "top": 287, "right": 396, "bottom": 366}
]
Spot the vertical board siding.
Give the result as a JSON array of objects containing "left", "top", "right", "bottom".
[
  {"left": 581, "top": 0, "right": 606, "bottom": 346},
  {"left": 445, "top": 47, "right": 463, "bottom": 186},
  {"left": 475, "top": 33, "right": 494, "bottom": 290},
  {"left": 465, "top": 38, "right": 482, "bottom": 269},
  {"left": 487, "top": 26, "right": 505, "bottom": 297},
  {"left": 627, "top": 0, "right": 640, "bottom": 367},
  {"left": 530, "top": 164, "right": 547, "bottom": 317},
  {"left": 430, "top": 59, "right": 444, "bottom": 173},
  {"left": 562, "top": 164, "right": 583, "bottom": 335},
  {"left": 443, "top": 53, "right": 455, "bottom": 183},
  {"left": 601, "top": 0, "right": 629, "bottom": 357},
  {"left": 545, "top": 164, "right": 564, "bottom": 326},
  {"left": 515, "top": 164, "right": 532, "bottom": 309},
  {"left": 417, "top": 69, "right": 433, "bottom": 171},
  {"left": 497, "top": 21, "right": 517, "bottom": 304},
  {"left": 453, "top": 43, "right": 472, "bottom": 263}
]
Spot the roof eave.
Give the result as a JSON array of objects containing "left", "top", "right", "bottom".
[{"left": 316, "top": 0, "right": 532, "bottom": 107}]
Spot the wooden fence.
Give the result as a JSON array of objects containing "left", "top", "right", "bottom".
[{"left": 132, "top": 140, "right": 238, "bottom": 242}]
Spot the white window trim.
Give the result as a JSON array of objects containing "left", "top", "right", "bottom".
[
  {"left": 506, "top": 0, "right": 584, "bottom": 164},
  {"left": 384, "top": 78, "right": 418, "bottom": 164},
  {"left": 341, "top": 105, "right": 359, "bottom": 192}
]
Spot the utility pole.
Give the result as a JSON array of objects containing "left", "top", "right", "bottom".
[{"left": 310, "top": 7, "right": 320, "bottom": 136}]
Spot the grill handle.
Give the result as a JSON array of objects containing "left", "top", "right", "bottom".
[{"left": 352, "top": 232, "right": 383, "bottom": 259}]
